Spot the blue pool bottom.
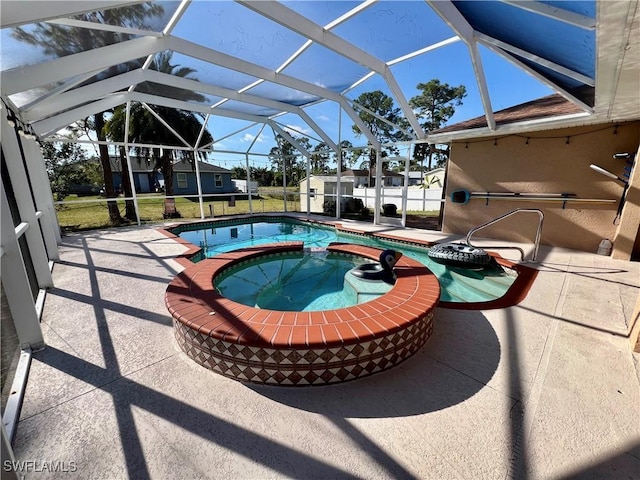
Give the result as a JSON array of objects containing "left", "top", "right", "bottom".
[{"left": 216, "top": 251, "right": 392, "bottom": 311}]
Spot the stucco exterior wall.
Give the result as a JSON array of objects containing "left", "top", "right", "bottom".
[{"left": 442, "top": 121, "right": 640, "bottom": 255}]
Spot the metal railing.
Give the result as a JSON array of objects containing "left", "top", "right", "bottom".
[{"left": 465, "top": 208, "right": 544, "bottom": 262}]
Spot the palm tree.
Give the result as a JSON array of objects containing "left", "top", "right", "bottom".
[
  {"left": 104, "top": 52, "right": 213, "bottom": 217},
  {"left": 12, "top": 4, "right": 165, "bottom": 225}
]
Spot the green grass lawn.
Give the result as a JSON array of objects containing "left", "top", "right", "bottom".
[
  {"left": 55, "top": 193, "right": 440, "bottom": 232},
  {"left": 55, "top": 194, "right": 302, "bottom": 231}
]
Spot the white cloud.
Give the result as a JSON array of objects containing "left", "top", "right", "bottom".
[
  {"left": 240, "top": 133, "right": 266, "bottom": 143},
  {"left": 284, "top": 124, "right": 310, "bottom": 136}
]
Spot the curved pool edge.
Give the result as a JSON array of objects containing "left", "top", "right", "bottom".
[
  {"left": 437, "top": 254, "right": 538, "bottom": 310},
  {"left": 165, "top": 242, "right": 440, "bottom": 386},
  {"left": 158, "top": 215, "right": 538, "bottom": 310}
]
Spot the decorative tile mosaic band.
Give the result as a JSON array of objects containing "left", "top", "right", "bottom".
[{"left": 174, "top": 311, "right": 435, "bottom": 385}]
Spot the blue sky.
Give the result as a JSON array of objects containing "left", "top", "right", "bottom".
[
  {"left": 1, "top": 0, "right": 559, "bottom": 169},
  {"left": 204, "top": 37, "right": 554, "bottom": 169},
  {"left": 176, "top": 0, "right": 556, "bottom": 169}
]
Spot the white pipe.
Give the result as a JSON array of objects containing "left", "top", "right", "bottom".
[
  {"left": 14, "top": 222, "right": 29, "bottom": 239},
  {"left": 124, "top": 101, "right": 141, "bottom": 226},
  {"left": 402, "top": 155, "right": 410, "bottom": 227},
  {"left": 245, "top": 153, "right": 253, "bottom": 214},
  {"left": 590, "top": 164, "right": 626, "bottom": 183}
]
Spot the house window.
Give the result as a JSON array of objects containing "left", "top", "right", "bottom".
[
  {"left": 310, "top": 188, "right": 316, "bottom": 198},
  {"left": 177, "top": 173, "right": 187, "bottom": 188},
  {"left": 214, "top": 174, "right": 222, "bottom": 187}
]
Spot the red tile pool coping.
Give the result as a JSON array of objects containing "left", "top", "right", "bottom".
[
  {"left": 166, "top": 242, "right": 439, "bottom": 385},
  {"left": 158, "top": 215, "right": 538, "bottom": 311}
]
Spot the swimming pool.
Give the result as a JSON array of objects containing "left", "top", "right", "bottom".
[
  {"left": 163, "top": 216, "right": 537, "bottom": 384},
  {"left": 216, "top": 250, "right": 392, "bottom": 311},
  {"left": 170, "top": 216, "right": 523, "bottom": 305}
]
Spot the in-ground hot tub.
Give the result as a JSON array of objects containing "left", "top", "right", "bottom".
[{"left": 166, "top": 242, "right": 440, "bottom": 386}]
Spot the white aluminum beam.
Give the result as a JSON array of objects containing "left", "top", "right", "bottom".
[
  {"left": 595, "top": 1, "right": 638, "bottom": 119},
  {"left": 237, "top": 0, "right": 424, "bottom": 138},
  {"left": 167, "top": 36, "right": 337, "bottom": 103},
  {"left": 48, "top": 137, "right": 211, "bottom": 152},
  {"left": 24, "top": 66, "right": 326, "bottom": 130},
  {"left": 141, "top": 102, "right": 192, "bottom": 148},
  {"left": 269, "top": 122, "right": 311, "bottom": 157},
  {"left": 296, "top": 112, "right": 339, "bottom": 153},
  {"left": 22, "top": 138, "right": 61, "bottom": 254},
  {"left": 33, "top": 94, "right": 128, "bottom": 137},
  {"left": 426, "top": 0, "right": 474, "bottom": 43},
  {"left": 134, "top": 0, "right": 192, "bottom": 80},
  {"left": 123, "top": 101, "right": 141, "bottom": 225},
  {"left": 1, "top": 119, "right": 53, "bottom": 289},
  {"left": 387, "top": 36, "right": 461, "bottom": 66},
  {"left": 23, "top": 70, "right": 145, "bottom": 123},
  {"left": 195, "top": 113, "right": 211, "bottom": 150},
  {"left": 338, "top": 98, "right": 381, "bottom": 150},
  {"left": 1, "top": 35, "right": 167, "bottom": 95},
  {"left": 467, "top": 42, "right": 496, "bottom": 131},
  {"left": 0, "top": 1, "right": 144, "bottom": 28},
  {"left": 163, "top": 0, "right": 191, "bottom": 35},
  {"left": 143, "top": 70, "right": 299, "bottom": 115},
  {"left": 481, "top": 41, "right": 594, "bottom": 114},
  {"left": 167, "top": 36, "right": 381, "bottom": 148},
  {"left": 476, "top": 32, "right": 595, "bottom": 86},
  {"left": 271, "top": 120, "right": 322, "bottom": 144},
  {"left": 427, "top": 0, "right": 495, "bottom": 130},
  {"left": 209, "top": 123, "right": 260, "bottom": 146},
  {"left": 349, "top": 98, "right": 415, "bottom": 140},
  {"left": 45, "top": 18, "right": 164, "bottom": 37},
  {"left": 202, "top": 1, "right": 372, "bottom": 121},
  {"left": 130, "top": 92, "right": 274, "bottom": 125},
  {"left": 19, "top": 70, "right": 103, "bottom": 112}
]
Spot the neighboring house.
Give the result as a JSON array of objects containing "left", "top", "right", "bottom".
[
  {"left": 171, "top": 160, "right": 234, "bottom": 196},
  {"left": 109, "top": 156, "right": 234, "bottom": 195},
  {"left": 232, "top": 179, "right": 259, "bottom": 194},
  {"left": 342, "top": 169, "right": 404, "bottom": 187},
  {"left": 109, "top": 156, "right": 160, "bottom": 193},
  {"left": 408, "top": 168, "right": 445, "bottom": 188},
  {"left": 299, "top": 175, "right": 354, "bottom": 213}
]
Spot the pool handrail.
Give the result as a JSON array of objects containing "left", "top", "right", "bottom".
[{"left": 465, "top": 208, "right": 544, "bottom": 262}]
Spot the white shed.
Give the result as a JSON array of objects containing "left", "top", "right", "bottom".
[{"left": 299, "top": 175, "right": 354, "bottom": 213}]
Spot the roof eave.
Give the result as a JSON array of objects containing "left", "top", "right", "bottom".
[{"left": 426, "top": 111, "right": 609, "bottom": 143}]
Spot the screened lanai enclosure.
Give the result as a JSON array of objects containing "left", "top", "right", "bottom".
[
  {"left": 3, "top": 0, "right": 636, "bottom": 230},
  {"left": 2, "top": 0, "right": 640, "bottom": 470}
]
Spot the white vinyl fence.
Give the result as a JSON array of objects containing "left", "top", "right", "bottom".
[{"left": 352, "top": 187, "right": 444, "bottom": 212}]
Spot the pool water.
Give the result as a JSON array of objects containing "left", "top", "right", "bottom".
[
  {"left": 179, "top": 221, "right": 336, "bottom": 254},
  {"left": 216, "top": 251, "right": 392, "bottom": 311},
  {"left": 177, "top": 219, "right": 517, "bottom": 303}
]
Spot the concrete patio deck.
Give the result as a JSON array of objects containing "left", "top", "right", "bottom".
[{"left": 11, "top": 217, "right": 640, "bottom": 479}]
